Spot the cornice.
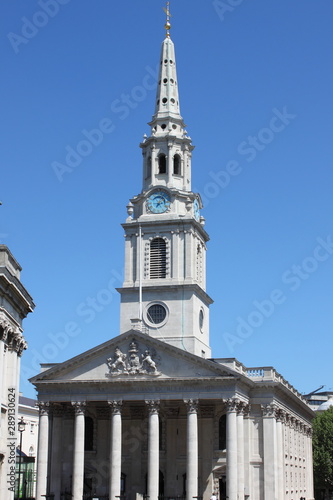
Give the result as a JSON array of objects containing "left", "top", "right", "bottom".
[
  {"left": 116, "top": 283, "right": 213, "bottom": 305},
  {"left": 122, "top": 216, "right": 210, "bottom": 242},
  {"left": 0, "top": 270, "right": 35, "bottom": 317}
]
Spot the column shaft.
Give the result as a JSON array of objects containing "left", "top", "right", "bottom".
[
  {"left": 185, "top": 399, "right": 198, "bottom": 500},
  {"left": 109, "top": 401, "right": 122, "bottom": 500},
  {"left": 237, "top": 407, "right": 245, "bottom": 499},
  {"left": 276, "top": 415, "right": 284, "bottom": 500},
  {"left": 147, "top": 401, "right": 160, "bottom": 500},
  {"left": 226, "top": 401, "right": 238, "bottom": 500},
  {"left": 35, "top": 403, "right": 50, "bottom": 500},
  {"left": 72, "top": 402, "right": 86, "bottom": 500},
  {"left": 262, "top": 405, "right": 278, "bottom": 499}
]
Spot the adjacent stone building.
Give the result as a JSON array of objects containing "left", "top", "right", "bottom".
[
  {"left": 0, "top": 246, "right": 35, "bottom": 499},
  {"left": 30, "top": 12, "right": 315, "bottom": 500}
]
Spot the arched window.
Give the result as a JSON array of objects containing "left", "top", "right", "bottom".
[
  {"left": 29, "top": 446, "right": 34, "bottom": 457},
  {"left": 173, "top": 154, "right": 181, "bottom": 175},
  {"left": 219, "top": 414, "right": 227, "bottom": 450},
  {"left": 158, "top": 154, "right": 167, "bottom": 174},
  {"left": 146, "top": 156, "right": 152, "bottom": 179},
  {"left": 85, "top": 416, "right": 94, "bottom": 451},
  {"left": 150, "top": 238, "right": 166, "bottom": 279}
]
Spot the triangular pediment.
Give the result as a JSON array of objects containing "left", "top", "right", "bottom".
[{"left": 30, "top": 329, "right": 236, "bottom": 386}]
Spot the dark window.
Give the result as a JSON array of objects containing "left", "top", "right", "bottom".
[
  {"left": 84, "top": 416, "right": 94, "bottom": 451},
  {"left": 158, "top": 154, "right": 167, "bottom": 174},
  {"left": 121, "top": 473, "right": 126, "bottom": 495},
  {"left": 173, "top": 154, "right": 181, "bottom": 175},
  {"left": 150, "top": 238, "right": 166, "bottom": 279},
  {"left": 199, "top": 309, "right": 204, "bottom": 331},
  {"left": 219, "top": 414, "right": 227, "bottom": 450}
]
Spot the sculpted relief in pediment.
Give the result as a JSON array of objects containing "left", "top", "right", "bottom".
[{"left": 106, "top": 339, "right": 161, "bottom": 377}]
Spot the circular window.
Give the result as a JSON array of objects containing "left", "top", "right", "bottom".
[
  {"left": 199, "top": 309, "right": 204, "bottom": 332},
  {"left": 147, "top": 304, "right": 167, "bottom": 325}
]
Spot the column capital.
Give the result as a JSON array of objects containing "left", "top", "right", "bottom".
[
  {"left": 276, "top": 408, "right": 286, "bottom": 423},
  {"left": 145, "top": 399, "right": 160, "bottom": 414},
  {"left": 37, "top": 401, "right": 50, "bottom": 416},
  {"left": 108, "top": 400, "right": 123, "bottom": 415},
  {"left": 184, "top": 399, "right": 199, "bottom": 414},
  {"left": 224, "top": 398, "right": 239, "bottom": 413},
  {"left": 261, "top": 403, "right": 279, "bottom": 418},
  {"left": 236, "top": 401, "right": 249, "bottom": 416},
  {"left": 71, "top": 401, "right": 86, "bottom": 415}
]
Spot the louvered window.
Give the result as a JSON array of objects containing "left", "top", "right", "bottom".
[{"left": 150, "top": 237, "right": 166, "bottom": 278}]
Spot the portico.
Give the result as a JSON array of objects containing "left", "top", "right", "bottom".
[{"left": 31, "top": 331, "right": 314, "bottom": 500}]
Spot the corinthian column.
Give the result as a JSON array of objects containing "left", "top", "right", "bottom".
[
  {"left": 276, "top": 410, "right": 285, "bottom": 500},
  {"left": 35, "top": 402, "right": 50, "bottom": 500},
  {"left": 184, "top": 399, "right": 198, "bottom": 500},
  {"left": 226, "top": 399, "right": 238, "bottom": 500},
  {"left": 146, "top": 400, "right": 160, "bottom": 500},
  {"left": 109, "top": 400, "right": 123, "bottom": 500},
  {"left": 72, "top": 402, "right": 86, "bottom": 500},
  {"left": 262, "top": 404, "right": 278, "bottom": 499},
  {"left": 237, "top": 402, "right": 245, "bottom": 500}
]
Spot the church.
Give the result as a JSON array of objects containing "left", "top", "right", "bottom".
[{"left": 30, "top": 8, "right": 315, "bottom": 500}]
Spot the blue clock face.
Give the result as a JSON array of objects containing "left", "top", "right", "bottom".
[
  {"left": 147, "top": 190, "right": 171, "bottom": 214},
  {"left": 194, "top": 199, "right": 200, "bottom": 221}
]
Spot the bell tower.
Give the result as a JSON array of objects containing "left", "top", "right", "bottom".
[{"left": 118, "top": 5, "right": 213, "bottom": 358}]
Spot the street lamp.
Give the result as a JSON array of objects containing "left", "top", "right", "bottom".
[{"left": 17, "top": 417, "right": 26, "bottom": 499}]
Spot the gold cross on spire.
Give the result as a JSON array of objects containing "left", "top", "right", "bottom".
[{"left": 163, "top": 1, "right": 171, "bottom": 37}]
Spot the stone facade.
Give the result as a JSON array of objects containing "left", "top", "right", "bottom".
[
  {"left": 30, "top": 333, "right": 314, "bottom": 500},
  {"left": 0, "top": 246, "right": 35, "bottom": 499}
]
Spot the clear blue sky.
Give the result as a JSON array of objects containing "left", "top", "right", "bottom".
[{"left": 1, "top": 1, "right": 332, "bottom": 399}]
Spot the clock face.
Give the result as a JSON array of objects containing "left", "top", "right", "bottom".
[
  {"left": 147, "top": 190, "right": 171, "bottom": 214},
  {"left": 193, "top": 199, "right": 200, "bottom": 221}
]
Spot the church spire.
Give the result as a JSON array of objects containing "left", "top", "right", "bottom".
[{"left": 149, "top": 2, "right": 186, "bottom": 137}]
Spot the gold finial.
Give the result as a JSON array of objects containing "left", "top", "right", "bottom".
[{"left": 163, "top": 1, "right": 171, "bottom": 37}]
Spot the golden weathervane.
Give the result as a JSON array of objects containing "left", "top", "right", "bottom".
[{"left": 163, "top": 1, "right": 171, "bottom": 37}]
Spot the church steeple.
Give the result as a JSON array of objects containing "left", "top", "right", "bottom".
[
  {"left": 140, "top": 5, "right": 193, "bottom": 193},
  {"left": 118, "top": 6, "right": 213, "bottom": 358}
]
